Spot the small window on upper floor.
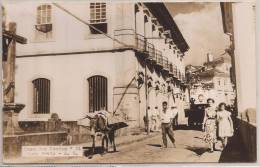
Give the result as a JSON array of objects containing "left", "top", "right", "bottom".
[
  {"left": 89, "top": 3, "right": 107, "bottom": 34},
  {"left": 35, "top": 4, "right": 53, "bottom": 41}
]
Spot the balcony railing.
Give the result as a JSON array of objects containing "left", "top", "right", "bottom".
[
  {"left": 162, "top": 57, "right": 169, "bottom": 71},
  {"left": 173, "top": 65, "right": 178, "bottom": 78},
  {"left": 178, "top": 70, "right": 181, "bottom": 80},
  {"left": 114, "top": 29, "right": 177, "bottom": 73},
  {"left": 146, "top": 42, "right": 156, "bottom": 61},
  {"left": 114, "top": 29, "right": 157, "bottom": 59},
  {"left": 181, "top": 74, "right": 186, "bottom": 83},
  {"left": 169, "top": 63, "right": 173, "bottom": 75},
  {"left": 155, "top": 49, "right": 163, "bottom": 67}
]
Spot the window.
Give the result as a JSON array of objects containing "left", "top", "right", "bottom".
[
  {"left": 32, "top": 78, "right": 50, "bottom": 114},
  {"left": 89, "top": 3, "right": 107, "bottom": 34},
  {"left": 35, "top": 4, "right": 52, "bottom": 33},
  {"left": 88, "top": 76, "right": 107, "bottom": 112}
]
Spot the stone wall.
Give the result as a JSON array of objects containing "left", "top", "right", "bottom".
[
  {"left": 3, "top": 131, "right": 67, "bottom": 158},
  {"left": 4, "top": 119, "right": 129, "bottom": 158}
]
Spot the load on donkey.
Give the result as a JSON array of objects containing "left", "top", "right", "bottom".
[{"left": 80, "top": 107, "right": 128, "bottom": 158}]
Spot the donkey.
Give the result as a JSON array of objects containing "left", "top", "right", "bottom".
[{"left": 88, "top": 114, "right": 116, "bottom": 158}]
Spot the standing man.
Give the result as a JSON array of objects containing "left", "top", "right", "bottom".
[{"left": 159, "top": 101, "right": 177, "bottom": 148}]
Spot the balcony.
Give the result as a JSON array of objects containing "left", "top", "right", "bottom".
[
  {"left": 114, "top": 29, "right": 157, "bottom": 59},
  {"left": 162, "top": 57, "right": 170, "bottom": 72},
  {"left": 114, "top": 29, "right": 176, "bottom": 73},
  {"left": 173, "top": 65, "right": 178, "bottom": 78},
  {"left": 178, "top": 70, "right": 182, "bottom": 81},
  {"left": 181, "top": 74, "right": 186, "bottom": 83},
  {"left": 146, "top": 42, "right": 156, "bottom": 62},
  {"left": 155, "top": 50, "right": 163, "bottom": 67},
  {"left": 169, "top": 63, "right": 174, "bottom": 76}
]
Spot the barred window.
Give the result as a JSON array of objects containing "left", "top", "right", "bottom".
[
  {"left": 89, "top": 3, "right": 107, "bottom": 34},
  {"left": 90, "top": 3, "right": 106, "bottom": 23},
  {"left": 37, "top": 4, "right": 51, "bottom": 24},
  {"left": 32, "top": 78, "right": 50, "bottom": 114},
  {"left": 88, "top": 75, "right": 107, "bottom": 113},
  {"left": 35, "top": 4, "right": 52, "bottom": 33}
]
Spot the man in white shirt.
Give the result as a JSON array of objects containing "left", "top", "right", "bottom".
[{"left": 159, "top": 101, "right": 177, "bottom": 148}]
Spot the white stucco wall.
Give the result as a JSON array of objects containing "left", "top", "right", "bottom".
[
  {"left": 232, "top": 3, "right": 256, "bottom": 113},
  {"left": 4, "top": 1, "right": 188, "bottom": 125},
  {"left": 4, "top": 2, "right": 135, "bottom": 56},
  {"left": 15, "top": 50, "right": 136, "bottom": 121}
]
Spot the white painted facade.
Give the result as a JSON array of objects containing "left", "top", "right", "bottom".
[
  {"left": 189, "top": 55, "right": 235, "bottom": 105},
  {"left": 232, "top": 3, "right": 256, "bottom": 115},
  {"left": 4, "top": 2, "right": 189, "bottom": 126}
]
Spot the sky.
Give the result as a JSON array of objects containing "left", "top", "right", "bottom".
[{"left": 166, "top": 3, "right": 230, "bottom": 66}]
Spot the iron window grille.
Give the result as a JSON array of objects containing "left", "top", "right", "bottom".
[
  {"left": 89, "top": 3, "right": 107, "bottom": 34},
  {"left": 35, "top": 4, "right": 52, "bottom": 33},
  {"left": 32, "top": 78, "right": 50, "bottom": 114},
  {"left": 88, "top": 75, "right": 108, "bottom": 113}
]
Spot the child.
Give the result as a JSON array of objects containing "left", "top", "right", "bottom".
[{"left": 217, "top": 103, "right": 234, "bottom": 149}]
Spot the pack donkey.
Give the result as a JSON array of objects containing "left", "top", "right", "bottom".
[{"left": 83, "top": 110, "right": 128, "bottom": 158}]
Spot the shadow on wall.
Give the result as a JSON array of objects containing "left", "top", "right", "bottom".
[
  {"left": 219, "top": 108, "right": 256, "bottom": 162},
  {"left": 219, "top": 130, "right": 248, "bottom": 162}
]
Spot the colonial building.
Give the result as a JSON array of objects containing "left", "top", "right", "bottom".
[
  {"left": 4, "top": 2, "right": 189, "bottom": 128},
  {"left": 186, "top": 53, "right": 235, "bottom": 105},
  {"left": 221, "top": 2, "right": 256, "bottom": 161}
]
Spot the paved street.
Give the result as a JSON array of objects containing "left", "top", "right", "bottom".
[
  {"left": 80, "top": 129, "right": 222, "bottom": 163},
  {"left": 82, "top": 129, "right": 215, "bottom": 163},
  {"left": 6, "top": 128, "right": 226, "bottom": 164}
]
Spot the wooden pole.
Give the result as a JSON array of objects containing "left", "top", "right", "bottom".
[{"left": 3, "top": 22, "right": 16, "bottom": 103}]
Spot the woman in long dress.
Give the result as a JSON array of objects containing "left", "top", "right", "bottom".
[
  {"left": 217, "top": 102, "right": 234, "bottom": 149},
  {"left": 202, "top": 98, "right": 217, "bottom": 153}
]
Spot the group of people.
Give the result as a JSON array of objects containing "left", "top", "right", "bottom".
[
  {"left": 203, "top": 98, "right": 234, "bottom": 153},
  {"left": 144, "top": 98, "right": 234, "bottom": 151}
]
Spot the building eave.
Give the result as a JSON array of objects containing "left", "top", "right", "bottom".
[{"left": 144, "top": 2, "right": 189, "bottom": 54}]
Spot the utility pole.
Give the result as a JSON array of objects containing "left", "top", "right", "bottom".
[{"left": 144, "top": 58, "right": 150, "bottom": 135}]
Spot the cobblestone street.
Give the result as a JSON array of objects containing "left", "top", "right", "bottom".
[{"left": 6, "top": 128, "right": 242, "bottom": 164}]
